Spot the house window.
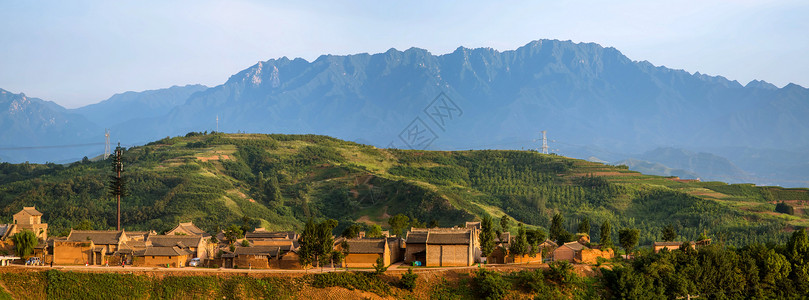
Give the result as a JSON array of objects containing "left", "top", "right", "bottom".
[{"left": 152, "top": 256, "right": 155, "bottom": 259}]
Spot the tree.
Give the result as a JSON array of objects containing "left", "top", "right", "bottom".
[
  {"left": 298, "top": 219, "right": 318, "bottom": 268},
  {"left": 401, "top": 268, "right": 418, "bottom": 291},
  {"left": 526, "top": 229, "right": 546, "bottom": 257},
  {"left": 600, "top": 220, "right": 613, "bottom": 248},
  {"left": 500, "top": 215, "right": 511, "bottom": 232},
  {"left": 510, "top": 223, "right": 529, "bottom": 256},
  {"left": 619, "top": 228, "right": 640, "bottom": 255},
  {"left": 341, "top": 223, "right": 362, "bottom": 239},
  {"left": 577, "top": 217, "right": 590, "bottom": 235},
  {"left": 265, "top": 175, "right": 283, "bottom": 206},
  {"left": 549, "top": 213, "right": 567, "bottom": 243},
  {"left": 366, "top": 224, "right": 383, "bottom": 238},
  {"left": 388, "top": 214, "right": 409, "bottom": 238},
  {"left": 661, "top": 224, "right": 677, "bottom": 242},
  {"left": 317, "top": 219, "right": 338, "bottom": 268},
  {"left": 11, "top": 230, "right": 38, "bottom": 258},
  {"left": 224, "top": 225, "right": 244, "bottom": 245},
  {"left": 373, "top": 256, "right": 388, "bottom": 275},
  {"left": 429, "top": 220, "right": 439, "bottom": 228},
  {"left": 479, "top": 216, "right": 497, "bottom": 258}
]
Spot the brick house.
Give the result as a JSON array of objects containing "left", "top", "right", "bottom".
[
  {"left": 146, "top": 235, "right": 208, "bottom": 261},
  {"left": 134, "top": 246, "right": 191, "bottom": 267},
  {"left": 553, "top": 241, "right": 585, "bottom": 262},
  {"left": 405, "top": 228, "right": 475, "bottom": 267},
  {"left": 13, "top": 207, "right": 48, "bottom": 241},
  {"left": 232, "top": 246, "right": 281, "bottom": 269},
  {"left": 54, "top": 230, "right": 129, "bottom": 265},
  {"left": 339, "top": 238, "right": 393, "bottom": 268}
]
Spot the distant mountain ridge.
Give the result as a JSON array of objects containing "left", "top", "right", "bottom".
[{"left": 1, "top": 39, "right": 807, "bottom": 186}]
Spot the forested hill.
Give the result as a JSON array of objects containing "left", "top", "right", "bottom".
[{"left": 0, "top": 133, "right": 806, "bottom": 246}]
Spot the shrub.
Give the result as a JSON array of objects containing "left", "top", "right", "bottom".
[
  {"left": 546, "top": 261, "right": 576, "bottom": 284},
  {"left": 401, "top": 268, "right": 418, "bottom": 291},
  {"left": 473, "top": 268, "right": 511, "bottom": 300},
  {"left": 311, "top": 272, "right": 390, "bottom": 295},
  {"left": 372, "top": 256, "right": 388, "bottom": 275}
]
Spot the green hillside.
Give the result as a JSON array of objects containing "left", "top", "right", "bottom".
[{"left": 1, "top": 132, "right": 807, "bottom": 246}]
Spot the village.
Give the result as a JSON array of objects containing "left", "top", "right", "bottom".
[{"left": 0, "top": 206, "right": 711, "bottom": 271}]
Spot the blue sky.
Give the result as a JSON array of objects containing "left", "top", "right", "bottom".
[{"left": 1, "top": 0, "right": 807, "bottom": 108}]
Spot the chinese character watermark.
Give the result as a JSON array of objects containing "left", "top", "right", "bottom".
[{"left": 388, "top": 92, "right": 462, "bottom": 150}]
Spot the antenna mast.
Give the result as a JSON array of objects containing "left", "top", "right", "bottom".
[
  {"left": 216, "top": 115, "right": 219, "bottom": 132},
  {"left": 541, "top": 130, "right": 549, "bottom": 154},
  {"left": 104, "top": 129, "right": 111, "bottom": 159}
]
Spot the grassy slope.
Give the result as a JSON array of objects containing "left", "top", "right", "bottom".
[{"left": 0, "top": 133, "right": 806, "bottom": 246}]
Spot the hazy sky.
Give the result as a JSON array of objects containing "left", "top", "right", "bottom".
[{"left": 2, "top": 0, "right": 807, "bottom": 108}]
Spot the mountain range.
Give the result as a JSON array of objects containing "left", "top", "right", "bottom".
[{"left": 1, "top": 39, "right": 807, "bottom": 187}]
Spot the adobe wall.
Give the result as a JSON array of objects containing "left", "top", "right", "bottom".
[
  {"left": 426, "top": 244, "right": 470, "bottom": 267},
  {"left": 577, "top": 248, "right": 614, "bottom": 264},
  {"left": 345, "top": 253, "right": 382, "bottom": 268},
  {"left": 234, "top": 255, "right": 269, "bottom": 269},
  {"left": 510, "top": 253, "right": 542, "bottom": 264},
  {"left": 279, "top": 252, "right": 302, "bottom": 269},
  {"left": 136, "top": 255, "right": 187, "bottom": 268},
  {"left": 53, "top": 241, "right": 93, "bottom": 265}
]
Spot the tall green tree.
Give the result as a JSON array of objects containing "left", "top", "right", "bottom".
[
  {"left": 388, "top": 214, "right": 409, "bottom": 238},
  {"left": 661, "top": 224, "right": 677, "bottom": 242},
  {"left": 224, "top": 224, "right": 244, "bottom": 245},
  {"left": 11, "top": 230, "right": 38, "bottom": 258},
  {"left": 619, "top": 228, "right": 640, "bottom": 255},
  {"left": 500, "top": 215, "right": 511, "bottom": 232},
  {"left": 577, "top": 217, "right": 590, "bottom": 234},
  {"left": 600, "top": 220, "right": 613, "bottom": 248},
  {"left": 298, "top": 218, "right": 338, "bottom": 268},
  {"left": 479, "top": 216, "right": 497, "bottom": 258},
  {"left": 510, "top": 223, "right": 529, "bottom": 256},
  {"left": 550, "top": 213, "right": 567, "bottom": 243}
]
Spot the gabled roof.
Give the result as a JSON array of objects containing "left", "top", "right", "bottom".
[
  {"left": 234, "top": 246, "right": 281, "bottom": 257},
  {"left": 147, "top": 235, "right": 203, "bottom": 248},
  {"left": 67, "top": 230, "right": 124, "bottom": 245},
  {"left": 245, "top": 231, "right": 296, "bottom": 240},
  {"left": 561, "top": 241, "right": 587, "bottom": 251},
  {"left": 0, "top": 224, "right": 16, "bottom": 240},
  {"left": 142, "top": 246, "right": 191, "bottom": 257},
  {"left": 166, "top": 222, "right": 209, "bottom": 237},
  {"left": 127, "top": 231, "right": 156, "bottom": 241},
  {"left": 426, "top": 231, "right": 471, "bottom": 245},
  {"left": 540, "top": 239, "right": 558, "bottom": 248},
  {"left": 405, "top": 231, "right": 429, "bottom": 244},
  {"left": 345, "top": 238, "right": 387, "bottom": 254},
  {"left": 17, "top": 207, "right": 43, "bottom": 216}
]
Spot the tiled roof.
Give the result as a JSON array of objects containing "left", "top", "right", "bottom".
[
  {"left": 345, "top": 238, "right": 387, "bottom": 254},
  {"left": 427, "top": 231, "right": 471, "bottom": 245},
  {"left": 147, "top": 235, "right": 202, "bottom": 248},
  {"left": 142, "top": 246, "right": 191, "bottom": 257},
  {"left": 67, "top": 230, "right": 124, "bottom": 245},
  {"left": 20, "top": 207, "right": 43, "bottom": 216},
  {"left": 653, "top": 241, "right": 692, "bottom": 247},
  {"left": 406, "top": 231, "right": 428, "bottom": 244},
  {"left": 246, "top": 231, "right": 293, "bottom": 240},
  {"left": 562, "top": 241, "right": 587, "bottom": 251},
  {"left": 167, "top": 222, "right": 208, "bottom": 236},
  {"left": 234, "top": 246, "right": 281, "bottom": 256}
]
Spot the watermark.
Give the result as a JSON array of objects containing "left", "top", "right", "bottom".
[{"left": 388, "top": 92, "right": 462, "bottom": 150}]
